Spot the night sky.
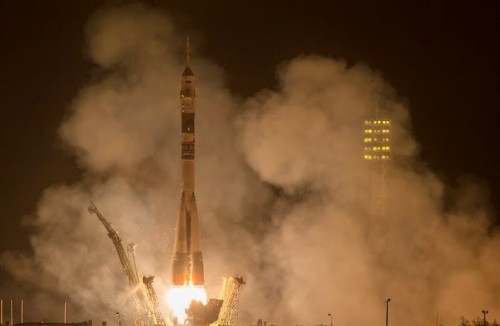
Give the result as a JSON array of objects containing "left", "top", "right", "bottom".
[{"left": 0, "top": 0, "right": 499, "bottom": 289}]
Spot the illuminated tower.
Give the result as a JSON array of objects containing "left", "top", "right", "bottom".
[{"left": 363, "top": 119, "right": 391, "bottom": 220}]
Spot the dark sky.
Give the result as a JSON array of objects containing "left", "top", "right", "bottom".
[{"left": 0, "top": 0, "right": 498, "bottom": 270}]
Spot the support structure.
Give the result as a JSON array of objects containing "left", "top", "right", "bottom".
[
  {"left": 88, "top": 202, "right": 165, "bottom": 325},
  {"left": 212, "top": 276, "right": 246, "bottom": 326},
  {"left": 363, "top": 119, "right": 391, "bottom": 251},
  {"left": 385, "top": 298, "right": 391, "bottom": 326},
  {"left": 363, "top": 119, "right": 391, "bottom": 218}
]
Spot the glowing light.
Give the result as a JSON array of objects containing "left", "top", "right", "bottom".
[
  {"left": 363, "top": 119, "right": 391, "bottom": 160},
  {"left": 167, "top": 285, "right": 207, "bottom": 324}
]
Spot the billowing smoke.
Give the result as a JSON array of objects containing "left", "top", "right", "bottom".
[
  {"left": 2, "top": 3, "right": 499, "bottom": 325},
  {"left": 237, "top": 57, "right": 500, "bottom": 324}
]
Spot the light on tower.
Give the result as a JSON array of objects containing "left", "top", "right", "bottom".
[{"left": 363, "top": 120, "right": 391, "bottom": 160}]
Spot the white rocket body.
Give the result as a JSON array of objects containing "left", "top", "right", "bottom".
[{"left": 172, "top": 41, "right": 204, "bottom": 286}]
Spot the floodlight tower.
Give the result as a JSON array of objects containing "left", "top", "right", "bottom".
[{"left": 363, "top": 119, "right": 391, "bottom": 239}]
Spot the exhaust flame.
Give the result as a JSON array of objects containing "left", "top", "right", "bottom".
[{"left": 167, "top": 285, "right": 207, "bottom": 323}]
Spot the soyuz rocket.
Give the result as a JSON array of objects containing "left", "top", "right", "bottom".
[{"left": 171, "top": 38, "right": 205, "bottom": 286}]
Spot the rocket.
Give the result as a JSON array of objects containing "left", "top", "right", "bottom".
[{"left": 171, "top": 38, "right": 204, "bottom": 286}]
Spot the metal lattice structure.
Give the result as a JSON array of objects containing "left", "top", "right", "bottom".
[
  {"left": 143, "top": 275, "right": 166, "bottom": 325},
  {"left": 212, "top": 276, "right": 246, "bottom": 326},
  {"left": 363, "top": 119, "right": 392, "bottom": 255},
  {"left": 363, "top": 120, "right": 391, "bottom": 219},
  {"left": 88, "top": 202, "right": 164, "bottom": 325}
]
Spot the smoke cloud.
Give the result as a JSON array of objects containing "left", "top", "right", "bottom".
[{"left": 1, "top": 3, "right": 498, "bottom": 325}]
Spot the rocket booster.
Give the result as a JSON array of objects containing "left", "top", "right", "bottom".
[{"left": 171, "top": 38, "right": 204, "bottom": 286}]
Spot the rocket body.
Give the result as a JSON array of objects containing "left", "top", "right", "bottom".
[{"left": 172, "top": 42, "right": 204, "bottom": 286}]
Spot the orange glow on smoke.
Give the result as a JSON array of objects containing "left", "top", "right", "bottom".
[{"left": 167, "top": 285, "right": 207, "bottom": 323}]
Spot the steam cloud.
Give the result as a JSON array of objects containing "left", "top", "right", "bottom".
[{"left": 2, "top": 3, "right": 499, "bottom": 325}]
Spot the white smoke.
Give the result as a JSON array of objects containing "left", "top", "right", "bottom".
[{"left": 1, "top": 3, "right": 498, "bottom": 325}]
